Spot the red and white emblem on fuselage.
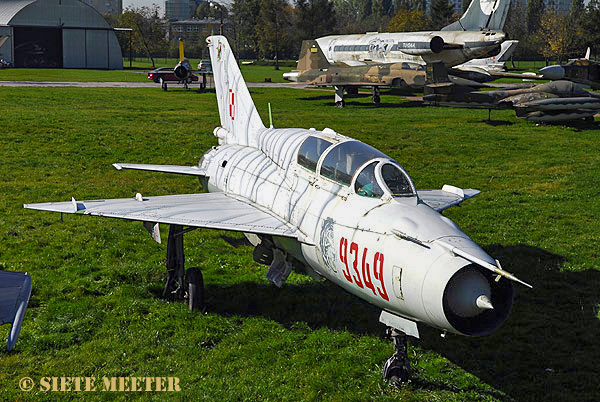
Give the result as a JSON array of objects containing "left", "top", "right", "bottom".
[{"left": 228, "top": 89, "right": 235, "bottom": 121}]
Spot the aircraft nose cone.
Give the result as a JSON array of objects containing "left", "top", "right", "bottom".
[
  {"left": 444, "top": 267, "right": 492, "bottom": 318},
  {"left": 540, "top": 65, "right": 565, "bottom": 80}
]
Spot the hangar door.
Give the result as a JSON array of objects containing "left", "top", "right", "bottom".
[
  {"left": 13, "top": 27, "right": 63, "bottom": 68},
  {"left": 63, "top": 28, "right": 111, "bottom": 69}
]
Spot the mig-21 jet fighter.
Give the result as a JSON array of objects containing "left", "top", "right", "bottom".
[{"left": 25, "top": 36, "right": 531, "bottom": 383}]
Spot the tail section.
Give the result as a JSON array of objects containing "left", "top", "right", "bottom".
[
  {"left": 495, "top": 40, "right": 518, "bottom": 62},
  {"left": 297, "top": 40, "right": 331, "bottom": 71},
  {"left": 206, "top": 35, "right": 265, "bottom": 147},
  {"left": 178, "top": 38, "right": 185, "bottom": 62},
  {"left": 585, "top": 47, "right": 591, "bottom": 60},
  {"left": 442, "top": 0, "right": 510, "bottom": 31}
]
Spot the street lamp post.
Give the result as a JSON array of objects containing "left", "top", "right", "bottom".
[{"left": 209, "top": 2, "right": 224, "bottom": 35}]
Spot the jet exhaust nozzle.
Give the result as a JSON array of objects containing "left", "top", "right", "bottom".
[
  {"left": 397, "top": 35, "right": 444, "bottom": 55},
  {"left": 174, "top": 60, "right": 191, "bottom": 80}
]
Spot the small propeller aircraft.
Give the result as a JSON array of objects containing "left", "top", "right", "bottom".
[
  {"left": 25, "top": 35, "right": 531, "bottom": 383},
  {"left": 147, "top": 38, "right": 198, "bottom": 91}
]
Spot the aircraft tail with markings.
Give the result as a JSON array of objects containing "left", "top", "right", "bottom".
[
  {"left": 207, "top": 35, "right": 265, "bottom": 147},
  {"left": 442, "top": 0, "right": 510, "bottom": 31}
]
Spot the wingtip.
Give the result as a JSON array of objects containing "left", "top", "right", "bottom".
[{"left": 112, "top": 163, "right": 123, "bottom": 171}]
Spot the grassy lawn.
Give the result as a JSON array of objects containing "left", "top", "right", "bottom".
[
  {"left": 0, "top": 86, "right": 599, "bottom": 401},
  {"left": 0, "top": 63, "right": 293, "bottom": 84}
]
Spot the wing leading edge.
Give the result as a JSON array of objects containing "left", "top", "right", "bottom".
[{"left": 24, "top": 192, "right": 299, "bottom": 239}]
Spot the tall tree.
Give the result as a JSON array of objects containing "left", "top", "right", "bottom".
[
  {"left": 232, "top": 0, "right": 261, "bottom": 58},
  {"left": 581, "top": 0, "right": 600, "bottom": 55},
  {"left": 332, "top": 0, "right": 363, "bottom": 32},
  {"left": 256, "top": 0, "right": 293, "bottom": 67},
  {"left": 526, "top": 0, "right": 545, "bottom": 34},
  {"left": 537, "top": 8, "right": 572, "bottom": 62},
  {"left": 118, "top": 6, "right": 167, "bottom": 68},
  {"left": 387, "top": 8, "right": 431, "bottom": 31},
  {"left": 430, "top": 0, "right": 455, "bottom": 29},
  {"left": 294, "top": 0, "right": 337, "bottom": 41},
  {"left": 568, "top": 0, "right": 586, "bottom": 56}
]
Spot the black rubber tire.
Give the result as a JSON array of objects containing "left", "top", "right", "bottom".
[
  {"left": 372, "top": 95, "right": 380, "bottom": 104},
  {"left": 186, "top": 268, "right": 204, "bottom": 311},
  {"left": 160, "top": 78, "right": 167, "bottom": 91},
  {"left": 335, "top": 100, "right": 345, "bottom": 108}
]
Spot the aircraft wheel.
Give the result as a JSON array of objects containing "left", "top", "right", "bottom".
[
  {"left": 160, "top": 78, "right": 167, "bottom": 91},
  {"left": 335, "top": 100, "right": 345, "bottom": 108},
  {"left": 372, "top": 95, "right": 381, "bottom": 104},
  {"left": 184, "top": 82, "right": 189, "bottom": 90},
  {"left": 186, "top": 268, "right": 204, "bottom": 311}
]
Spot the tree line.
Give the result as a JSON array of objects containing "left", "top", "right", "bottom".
[{"left": 106, "top": 0, "right": 600, "bottom": 64}]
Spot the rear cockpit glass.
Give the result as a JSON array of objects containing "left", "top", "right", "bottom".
[
  {"left": 354, "top": 162, "right": 384, "bottom": 198},
  {"left": 382, "top": 163, "right": 413, "bottom": 196},
  {"left": 297, "top": 136, "right": 333, "bottom": 171},
  {"left": 320, "top": 141, "right": 386, "bottom": 186}
]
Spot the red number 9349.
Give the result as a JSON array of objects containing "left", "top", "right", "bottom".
[{"left": 339, "top": 237, "right": 389, "bottom": 301}]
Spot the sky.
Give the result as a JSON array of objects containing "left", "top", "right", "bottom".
[{"left": 123, "top": 0, "right": 164, "bottom": 13}]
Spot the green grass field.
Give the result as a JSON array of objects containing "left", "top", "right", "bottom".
[
  {"left": 0, "top": 85, "right": 599, "bottom": 401},
  {"left": 0, "top": 63, "right": 294, "bottom": 84}
]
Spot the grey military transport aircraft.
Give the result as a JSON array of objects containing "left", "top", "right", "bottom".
[{"left": 24, "top": 36, "right": 531, "bottom": 383}]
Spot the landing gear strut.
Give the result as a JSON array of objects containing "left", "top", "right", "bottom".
[
  {"left": 372, "top": 86, "right": 381, "bottom": 105},
  {"left": 334, "top": 86, "right": 346, "bottom": 108},
  {"left": 382, "top": 328, "right": 410, "bottom": 384},
  {"left": 163, "top": 225, "right": 204, "bottom": 311}
]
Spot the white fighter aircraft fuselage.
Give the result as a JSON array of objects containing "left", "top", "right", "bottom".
[{"left": 24, "top": 35, "right": 530, "bottom": 382}]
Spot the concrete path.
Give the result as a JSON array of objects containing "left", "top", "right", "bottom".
[{"left": 0, "top": 81, "right": 308, "bottom": 89}]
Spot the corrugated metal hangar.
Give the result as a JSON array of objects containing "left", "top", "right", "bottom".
[{"left": 0, "top": 0, "right": 123, "bottom": 69}]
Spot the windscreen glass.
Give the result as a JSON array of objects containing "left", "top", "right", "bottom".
[
  {"left": 320, "top": 141, "right": 386, "bottom": 186},
  {"left": 297, "top": 136, "right": 333, "bottom": 171},
  {"left": 381, "top": 163, "right": 413, "bottom": 196},
  {"left": 354, "top": 162, "right": 384, "bottom": 198}
]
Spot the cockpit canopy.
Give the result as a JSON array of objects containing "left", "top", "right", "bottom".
[{"left": 297, "top": 136, "right": 415, "bottom": 198}]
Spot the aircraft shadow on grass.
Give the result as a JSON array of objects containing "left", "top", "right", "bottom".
[{"left": 190, "top": 243, "right": 599, "bottom": 402}]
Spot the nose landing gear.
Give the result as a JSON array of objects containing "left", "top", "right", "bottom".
[{"left": 382, "top": 328, "right": 410, "bottom": 385}]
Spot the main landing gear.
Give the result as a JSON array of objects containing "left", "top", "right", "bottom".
[
  {"left": 163, "top": 224, "right": 204, "bottom": 311},
  {"left": 334, "top": 86, "right": 346, "bottom": 108},
  {"left": 382, "top": 328, "right": 411, "bottom": 384},
  {"left": 372, "top": 86, "right": 381, "bottom": 105}
]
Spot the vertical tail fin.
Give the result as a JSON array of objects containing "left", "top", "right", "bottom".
[
  {"left": 442, "top": 0, "right": 510, "bottom": 31},
  {"left": 297, "top": 40, "right": 331, "bottom": 71},
  {"left": 206, "top": 35, "right": 265, "bottom": 147},
  {"left": 178, "top": 39, "right": 185, "bottom": 62},
  {"left": 585, "top": 47, "right": 591, "bottom": 60}
]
